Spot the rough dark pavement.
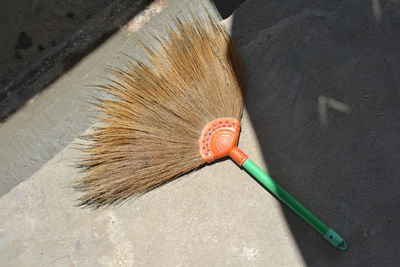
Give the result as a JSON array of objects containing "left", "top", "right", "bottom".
[{"left": 232, "top": 0, "right": 400, "bottom": 266}]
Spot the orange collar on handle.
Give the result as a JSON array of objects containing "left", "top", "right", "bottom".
[{"left": 199, "top": 118, "right": 248, "bottom": 166}]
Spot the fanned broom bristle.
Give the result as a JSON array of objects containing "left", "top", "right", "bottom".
[{"left": 74, "top": 13, "right": 244, "bottom": 208}]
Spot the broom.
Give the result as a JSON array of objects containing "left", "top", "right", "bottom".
[{"left": 75, "top": 12, "right": 347, "bottom": 250}]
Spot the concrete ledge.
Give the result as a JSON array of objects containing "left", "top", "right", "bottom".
[{"left": 0, "top": 0, "right": 150, "bottom": 121}]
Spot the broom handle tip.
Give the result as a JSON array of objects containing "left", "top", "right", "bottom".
[{"left": 324, "top": 229, "right": 348, "bottom": 250}]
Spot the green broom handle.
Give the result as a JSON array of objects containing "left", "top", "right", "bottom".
[{"left": 242, "top": 158, "right": 348, "bottom": 250}]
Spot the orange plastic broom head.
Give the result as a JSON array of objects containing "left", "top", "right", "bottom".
[{"left": 199, "top": 118, "right": 248, "bottom": 165}]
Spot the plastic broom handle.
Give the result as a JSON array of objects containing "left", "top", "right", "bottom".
[{"left": 242, "top": 158, "right": 348, "bottom": 250}]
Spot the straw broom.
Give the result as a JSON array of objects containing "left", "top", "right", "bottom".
[{"left": 74, "top": 12, "right": 347, "bottom": 250}]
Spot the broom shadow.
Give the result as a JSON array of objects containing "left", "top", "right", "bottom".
[{"left": 229, "top": 0, "right": 400, "bottom": 266}]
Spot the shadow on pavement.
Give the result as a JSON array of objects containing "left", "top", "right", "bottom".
[
  {"left": 0, "top": 0, "right": 152, "bottom": 121},
  {"left": 230, "top": 0, "right": 400, "bottom": 265}
]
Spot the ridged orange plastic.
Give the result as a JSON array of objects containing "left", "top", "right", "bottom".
[{"left": 199, "top": 118, "right": 248, "bottom": 165}]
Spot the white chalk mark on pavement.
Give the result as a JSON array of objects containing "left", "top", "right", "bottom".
[{"left": 318, "top": 95, "right": 351, "bottom": 128}]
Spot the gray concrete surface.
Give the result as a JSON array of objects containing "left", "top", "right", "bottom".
[
  {"left": 0, "top": 0, "right": 167, "bottom": 197},
  {"left": 1, "top": 0, "right": 400, "bottom": 266},
  {"left": 0, "top": 0, "right": 150, "bottom": 121},
  {"left": 0, "top": 113, "right": 305, "bottom": 266}
]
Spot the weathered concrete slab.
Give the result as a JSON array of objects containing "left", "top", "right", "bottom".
[{"left": 0, "top": 113, "right": 305, "bottom": 266}]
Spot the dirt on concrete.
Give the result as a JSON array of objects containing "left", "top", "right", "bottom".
[{"left": 0, "top": 0, "right": 150, "bottom": 121}]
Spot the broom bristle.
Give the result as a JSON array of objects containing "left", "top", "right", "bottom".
[{"left": 75, "top": 13, "right": 244, "bottom": 208}]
